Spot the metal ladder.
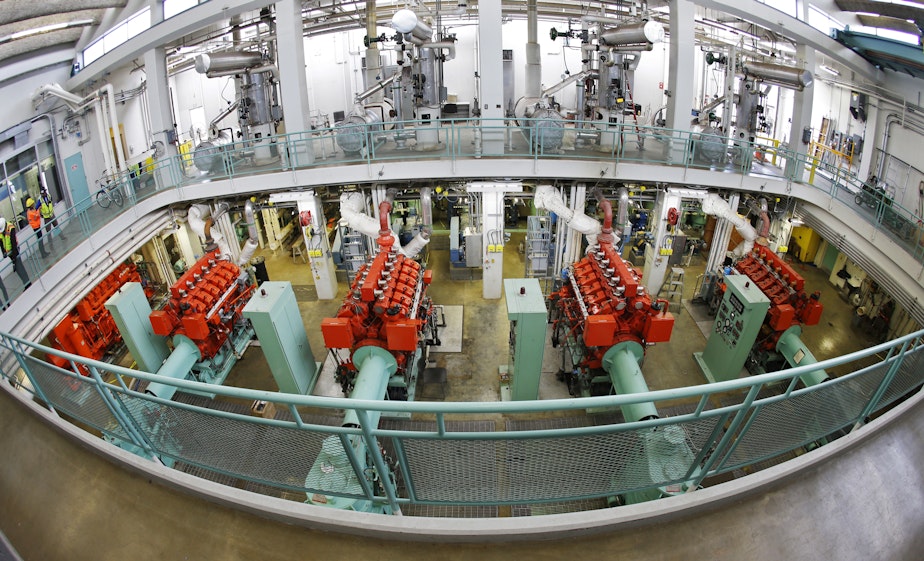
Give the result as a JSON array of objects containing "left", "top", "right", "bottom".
[{"left": 658, "top": 267, "right": 685, "bottom": 313}]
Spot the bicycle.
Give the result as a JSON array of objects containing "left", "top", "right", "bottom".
[{"left": 96, "top": 182, "right": 124, "bottom": 209}]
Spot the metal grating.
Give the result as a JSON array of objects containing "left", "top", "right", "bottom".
[
  {"left": 401, "top": 437, "right": 500, "bottom": 502},
  {"left": 23, "top": 358, "right": 128, "bottom": 441},
  {"left": 117, "top": 392, "right": 329, "bottom": 492},
  {"left": 876, "top": 347, "right": 924, "bottom": 410},
  {"left": 723, "top": 370, "right": 888, "bottom": 470}
]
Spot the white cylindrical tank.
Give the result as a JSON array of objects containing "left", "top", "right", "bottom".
[{"left": 600, "top": 21, "right": 664, "bottom": 46}]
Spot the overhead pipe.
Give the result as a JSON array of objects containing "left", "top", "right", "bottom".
[
  {"left": 392, "top": 8, "right": 433, "bottom": 45},
  {"left": 593, "top": 189, "right": 615, "bottom": 246},
  {"left": 534, "top": 184, "right": 602, "bottom": 248},
  {"left": 616, "top": 187, "right": 630, "bottom": 242},
  {"left": 340, "top": 191, "right": 431, "bottom": 257},
  {"left": 102, "top": 83, "right": 127, "bottom": 173},
  {"left": 542, "top": 69, "right": 597, "bottom": 98},
  {"left": 354, "top": 71, "right": 399, "bottom": 103},
  {"left": 756, "top": 197, "right": 770, "bottom": 243},
  {"left": 420, "top": 41, "right": 456, "bottom": 62}
]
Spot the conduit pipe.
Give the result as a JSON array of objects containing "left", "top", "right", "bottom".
[
  {"left": 541, "top": 69, "right": 597, "bottom": 98},
  {"left": 340, "top": 191, "right": 429, "bottom": 258},
  {"left": 102, "top": 83, "right": 127, "bottom": 173},
  {"left": 534, "top": 184, "right": 602, "bottom": 248},
  {"left": 420, "top": 41, "right": 456, "bottom": 62},
  {"left": 188, "top": 204, "right": 234, "bottom": 260}
]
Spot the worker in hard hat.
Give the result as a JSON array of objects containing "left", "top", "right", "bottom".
[
  {"left": 0, "top": 217, "right": 8, "bottom": 308},
  {"left": 1, "top": 216, "right": 31, "bottom": 292},
  {"left": 40, "top": 194, "right": 66, "bottom": 243},
  {"left": 26, "top": 197, "right": 49, "bottom": 258}
]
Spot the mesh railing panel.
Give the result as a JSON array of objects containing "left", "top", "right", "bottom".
[
  {"left": 722, "top": 370, "right": 888, "bottom": 471},
  {"left": 116, "top": 392, "right": 331, "bottom": 493},
  {"left": 400, "top": 438, "right": 500, "bottom": 503},
  {"left": 877, "top": 348, "right": 924, "bottom": 410},
  {"left": 23, "top": 359, "right": 129, "bottom": 441}
]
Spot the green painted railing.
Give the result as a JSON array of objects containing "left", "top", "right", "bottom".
[
  {"left": 2, "top": 117, "right": 922, "bottom": 311},
  {"left": 1, "top": 328, "right": 921, "bottom": 514}
]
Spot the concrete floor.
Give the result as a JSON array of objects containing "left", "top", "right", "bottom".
[{"left": 228, "top": 225, "right": 880, "bottom": 407}]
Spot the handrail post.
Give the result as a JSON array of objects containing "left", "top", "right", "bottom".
[{"left": 354, "top": 408, "right": 401, "bottom": 515}]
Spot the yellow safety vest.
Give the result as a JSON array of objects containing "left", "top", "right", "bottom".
[
  {"left": 1, "top": 231, "right": 11, "bottom": 253},
  {"left": 41, "top": 201, "right": 54, "bottom": 219}
]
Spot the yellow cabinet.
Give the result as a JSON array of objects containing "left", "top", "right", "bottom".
[{"left": 791, "top": 226, "right": 821, "bottom": 263}]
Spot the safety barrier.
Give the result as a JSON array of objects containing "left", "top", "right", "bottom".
[
  {"left": 2, "top": 117, "right": 921, "bottom": 311},
  {"left": 1, "top": 329, "right": 920, "bottom": 514}
]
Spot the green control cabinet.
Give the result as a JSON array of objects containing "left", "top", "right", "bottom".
[
  {"left": 243, "top": 281, "right": 319, "bottom": 394},
  {"left": 504, "top": 278, "right": 547, "bottom": 401},
  {"left": 694, "top": 274, "right": 770, "bottom": 383}
]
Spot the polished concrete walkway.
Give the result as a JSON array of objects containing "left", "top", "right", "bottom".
[{"left": 1, "top": 368, "right": 922, "bottom": 560}]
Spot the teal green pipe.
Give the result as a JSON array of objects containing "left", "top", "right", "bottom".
[
  {"left": 602, "top": 341, "right": 659, "bottom": 423},
  {"left": 342, "top": 346, "right": 398, "bottom": 430},
  {"left": 776, "top": 326, "right": 829, "bottom": 387},
  {"left": 145, "top": 335, "right": 201, "bottom": 400}
]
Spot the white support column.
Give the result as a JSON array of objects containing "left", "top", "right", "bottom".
[
  {"left": 856, "top": 101, "right": 878, "bottom": 182},
  {"left": 644, "top": 189, "right": 682, "bottom": 296},
  {"left": 666, "top": 0, "right": 696, "bottom": 163},
  {"left": 469, "top": 181, "right": 523, "bottom": 299},
  {"left": 786, "top": 45, "right": 815, "bottom": 179},
  {"left": 276, "top": 0, "right": 315, "bottom": 165},
  {"left": 143, "top": 16, "right": 178, "bottom": 191},
  {"left": 269, "top": 191, "right": 338, "bottom": 300},
  {"left": 477, "top": 0, "right": 505, "bottom": 155}
]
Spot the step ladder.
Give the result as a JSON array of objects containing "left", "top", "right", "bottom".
[{"left": 658, "top": 267, "right": 685, "bottom": 313}]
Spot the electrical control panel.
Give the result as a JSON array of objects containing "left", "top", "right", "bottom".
[{"left": 695, "top": 274, "right": 770, "bottom": 383}]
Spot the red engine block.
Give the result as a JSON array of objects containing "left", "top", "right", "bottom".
[
  {"left": 550, "top": 240, "right": 674, "bottom": 370},
  {"left": 732, "top": 244, "right": 822, "bottom": 348},
  {"left": 149, "top": 249, "right": 255, "bottom": 358},
  {"left": 49, "top": 262, "right": 149, "bottom": 372},
  {"left": 322, "top": 249, "right": 433, "bottom": 356}
]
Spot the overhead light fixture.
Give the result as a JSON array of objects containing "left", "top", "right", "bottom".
[
  {"left": 696, "top": 18, "right": 762, "bottom": 41},
  {"left": 1, "top": 19, "right": 95, "bottom": 43},
  {"left": 819, "top": 64, "right": 840, "bottom": 76}
]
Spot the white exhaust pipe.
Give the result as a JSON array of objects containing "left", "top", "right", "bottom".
[
  {"left": 533, "top": 184, "right": 602, "bottom": 248},
  {"left": 187, "top": 204, "right": 233, "bottom": 261},
  {"left": 701, "top": 193, "right": 757, "bottom": 258}
]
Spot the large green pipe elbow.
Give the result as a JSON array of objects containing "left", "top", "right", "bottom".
[
  {"left": 343, "top": 346, "right": 398, "bottom": 429},
  {"left": 602, "top": 341, "right": 659, "bottom": 423},
  {"left": 145, "top": 335, "right": 201, "bottom": 400},
  {"left": 776, "top": 326, "right": 829, "bottom": 387}
]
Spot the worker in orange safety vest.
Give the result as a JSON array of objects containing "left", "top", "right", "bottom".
[{"left": 26, "top": 197, "right": 48, "bottom": 258}]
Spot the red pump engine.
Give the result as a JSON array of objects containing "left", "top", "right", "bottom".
[
  {"left": 49, "top": 262, "right": 150, "bottom": 372},
  {"left": 730, "top": 244, "right": 822, "bottom": 350},
  {"left": 320, "top": 199, "right": 437, "bottom": 399},
  {"left": 149, "top": 249, "right": 255, "bottom": 359},
  {"left": 549, "top": 197, "right": 674, "bottom": 396}
]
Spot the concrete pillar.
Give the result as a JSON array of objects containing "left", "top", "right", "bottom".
[
  {"left": 786, "top": 45, "right": 815, "bottom": 179},
  {"left": 469, "top": 181, "right": 523, "bottom": 299},
  {"left": 276, "top": 0, "right": 315, "bottom": 165},
  {"left": 666, "top": 0, "right": 696, "bottom": 163},
  {"left": 269, "top": 191, "right": 338, "bottom": 300},
  {"left": 477, "top": 0, "right": 505, "bottom": 155}
]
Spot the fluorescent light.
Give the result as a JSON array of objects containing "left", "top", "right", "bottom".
[
  {"left": 9, "top": 19, "right": 94, "bottom": 40},
  {"left": 819, "top": 64, "right": 840, "bottom": 76}
]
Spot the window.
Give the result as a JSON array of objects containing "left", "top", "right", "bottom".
[
  {"left": 79, "top": 7, "right": 151, "bottom": 70},
  {"left": 164, "top": 0, "right": 200, "bottom": 20}
]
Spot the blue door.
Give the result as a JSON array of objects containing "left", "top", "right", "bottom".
[{"left": 64, "top": 152, "right": 91, "bottom": 212}]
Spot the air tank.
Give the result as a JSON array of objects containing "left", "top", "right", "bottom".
[
  {"left": 514, "top": 97, "right": 565, "bottom": 151},
  {"left": 600, "top": 21, "right": 664, "bottom": 46},
  {"left": 392, "top": 9, "right": 433, "bottom": 45},
  {"left": 194, "top": 51, "right": 264, "bottom": 75},
  {"left": 193, "top": 130, "right": 234, "bottom": 172},
  {"left": 336, "top": 101, "right": 394, "bottom": 154},
  {"left": 741, "top": 60, "right": 813, "bottom": 90}
]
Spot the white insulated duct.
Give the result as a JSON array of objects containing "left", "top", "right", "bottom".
[
  {"left": 339, "top": 192, "right": 430, "bottom": 258},
  {"left": 392, "top": 9, "right": 433, "bottom": 45},
  {"left": 701, "top": 193, "right": 757, "bottom": 258},
  {"left": 187, "top": 204, "right": 234, "bottom": 261},
  {"left": 534, "top": 184, "right": 602, "bottom": 248},
  {"left": 236, "top": 199, "right": 259, "bottom": 267}
]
